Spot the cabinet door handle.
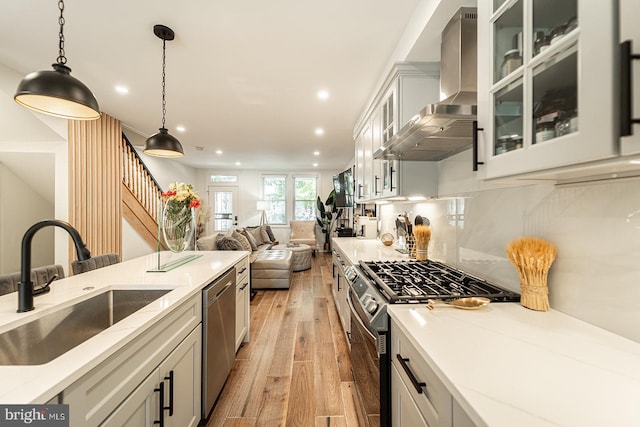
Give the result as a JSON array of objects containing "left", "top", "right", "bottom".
[
  {"left": 396, "top": 354, "right": 426, "bottom": 394},
  {"left": 472, "top": 120, "right": 485, "bottom": 172},
  {"left": 621, "top": 40, "right": 640, "bottom": 137},
  {"left": 358, "top": 184, "right": 363, "bottom": 198},
  {"left": 164, "top": 371, "right": 174, "bottom": 416},
  {"left": 240, "top": 282, "right": 249, "bottom": 290},
  {"left": 238, "top": 266, "right": 247, "bottom": 274},
  {"left": 389, "top": 165, "right": 396, "bottom": 190},
  {"left": 154, "top": 382, "right": 165, "bottom": 426},
  {"left": 374, "top": 175, "right": 381, "bottom": 195}
]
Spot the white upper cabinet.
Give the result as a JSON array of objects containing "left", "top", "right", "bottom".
[
  {"left": 478, "top": 0, "right": 618, "bottom": 179},
  {"left": 621, "top": 0, "right": 640, "bottom": 155},
  {"left": 354, "top": 62, "right": 440, "bottom": 202}
]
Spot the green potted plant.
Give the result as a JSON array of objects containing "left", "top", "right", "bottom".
[{"left": 316, "top": 189, "right": 343, "bottom": 251}]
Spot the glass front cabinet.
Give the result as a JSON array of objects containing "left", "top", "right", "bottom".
[{"left": 478, "top": 0, "right": 618, "bottom": 179}]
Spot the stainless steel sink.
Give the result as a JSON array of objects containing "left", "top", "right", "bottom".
[{"left": 0, "top": 289, "right": 171, "bottom": 365}]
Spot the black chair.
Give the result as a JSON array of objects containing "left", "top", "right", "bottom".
[
  {"left": 0, "top": 265, "right": 65, "bottom": 296},
  {"left": 71, "top": 253, "right": 120, "bottom": 275}
]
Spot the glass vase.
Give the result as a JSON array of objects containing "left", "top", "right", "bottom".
[{"left": 162, "top": 203, "right": 196, "bottom": 253}]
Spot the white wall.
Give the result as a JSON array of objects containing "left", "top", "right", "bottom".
[
  {"left": 121, "top": 218, "right": 155, "bottom": 261},
  {"left": 0, "top": 163, "right": 55, "bottom": 274},
  {"left": 377, "top": 149, "right": 640, "bottom": 344}
]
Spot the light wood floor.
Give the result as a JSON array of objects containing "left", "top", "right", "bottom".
[{"left": 207, "top": 253, "right": 368, "bottom": 427}]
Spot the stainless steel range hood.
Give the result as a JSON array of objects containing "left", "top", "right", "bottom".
[{"left": 374, "top": 8, "right": 477, "bottom": 161}]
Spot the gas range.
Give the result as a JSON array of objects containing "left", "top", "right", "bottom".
[
  {"left": 358, "top": 259, "right": 520, "bottom": 304},
  {"left": 346, "top": 259, "right": 519, "bottom": 332}
]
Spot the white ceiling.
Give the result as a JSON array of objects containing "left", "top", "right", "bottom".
[{"left": 0, "top": 0, "right": 441, "bottom": 171}]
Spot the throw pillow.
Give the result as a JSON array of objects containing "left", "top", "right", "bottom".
[
  {"left": 247, "top": 226, "right": 264, "bottom": 246},
  {"left": 265, "top": 225, "right": 276, "bottom": 242},
  {"left": 215, "top": 236, "right": 244, "bottom": 251},
  {"left": 196, "top": 234, "right": 218, "bottom": 251},
  {"left": 232, "top": 231, "right": 252, "bottom": 252},
  {"left": 260, "top": 225, "right": 271, "bottom": 243},
  {"left": 240, "top": 229, "right": 258, "bottom": 251}
]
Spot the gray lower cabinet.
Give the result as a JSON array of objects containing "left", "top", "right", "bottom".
[
  {"left": 63, "top": 294, "right": 202, "bottom": 426},
  {"left": 100, "top": 326, "right": 201, "bottom": 427},
  {"left": 391, "top": 317, "right": 476, "bottom": 427}
]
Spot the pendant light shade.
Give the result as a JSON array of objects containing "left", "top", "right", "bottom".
[
  {"left": 14, "top": 1, "right": 100, "bottom": 120},
  {"left": 145, "top": 127, "right": 184, "bottom": 158},
  {"left": 144, "top": 25, "right": 184, "bottom": 158}
]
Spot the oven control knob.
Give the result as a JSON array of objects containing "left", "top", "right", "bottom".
[
  {"left": 361, "top": 294, "right": 372, "bottom": 305},
  {"left": 344, "top": 267, "right": 357, "bottom": 282},
  {"left": 365, "top": 299, "right": 378, "bottom": 314}
]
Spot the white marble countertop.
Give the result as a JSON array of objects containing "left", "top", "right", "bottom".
[
  {"left": 332, "top": 237, "right": 640, "bottom": 427},
  {"left": 0, "top": 250, "right": 247, "bottom": 404},
  {"left": 331, "top": 236, "right": 410, "bottom": 265}
]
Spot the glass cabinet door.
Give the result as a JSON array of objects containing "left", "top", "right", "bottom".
[
  {"left": 481, "top": 0, "right": 617, "bottom": 179},
  {"left": 493, "top": 0, "right": 523, "bottom": 84}
]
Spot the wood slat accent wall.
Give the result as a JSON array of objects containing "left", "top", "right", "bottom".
[{"left": 68, "top": 114, "right": 122, "bottom": 262}]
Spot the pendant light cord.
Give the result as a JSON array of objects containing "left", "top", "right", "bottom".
[
  {"left": 161, "top": 38, "right": 167, "bottom": 129},
  {"left": 56, "top": 0, "right": 67, "bottom": 65}
]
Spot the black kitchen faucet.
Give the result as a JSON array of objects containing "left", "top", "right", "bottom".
[{"left": 17, "top": 220, "right": 91, "bottom": 312}]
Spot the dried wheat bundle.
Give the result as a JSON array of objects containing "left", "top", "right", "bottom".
[
  {"left": 414, "top": 225, "right": 431, "bottom": 261},
  {"left": 506, "top": 237, "right": 557, "bottom": 311}
]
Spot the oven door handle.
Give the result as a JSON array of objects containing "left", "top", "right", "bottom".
[
  {"left": 347, "top": 290, "right": 377, "bottom": 343},
  {"left": 396, "top": 354, "right": 426, "bottom": 394}
]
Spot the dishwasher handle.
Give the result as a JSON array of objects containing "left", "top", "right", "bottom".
[{"left": 207, "top": 281, "right": 233, "bottom": 306}]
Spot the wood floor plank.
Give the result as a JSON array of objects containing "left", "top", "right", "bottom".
[
  {"left": 314, "top": 342, "right": 344, "bottom": 416},
  {"left": 340, "top": 382, "right": 368, "bottom": 427},
  {"left": 286, "top": 361, "right": 315, "bottom": 426},
  {"left": 207, "top": 359, "right": 250, "bottom": 427},
  {"left": 313, "top": 297, "right": 334, "bottom": 344},
  {"left": 294, "top": 320, "right": 314, "bottom": 361},
  {"left": 255, "top": 375, "right": 290, "bottom": 427},
  {"left": 268, "top": 307, "right": 297, "bottom": 376}
]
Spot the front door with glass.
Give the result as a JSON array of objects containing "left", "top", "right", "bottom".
[{"left": 208, "top": 186, "right": 238, "bottom": 234}]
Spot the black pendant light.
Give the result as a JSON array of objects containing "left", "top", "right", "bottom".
[
  {"left": 144, "top": 25, "right": 184, "bottom": 158},
  {"left": 14, "top": 0, "right": 100, "bottom": 120}
]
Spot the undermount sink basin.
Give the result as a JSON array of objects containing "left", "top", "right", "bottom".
[{"left": 0, "top": 289, "right": 171, "bottom": 365}]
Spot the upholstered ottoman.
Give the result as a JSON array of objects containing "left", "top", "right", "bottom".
[
  {"left": 271, "top": 244, "right": 312, "bottom": 272},
  {"left": 251, "top": 250, "right": 293, "bottom": 289}
]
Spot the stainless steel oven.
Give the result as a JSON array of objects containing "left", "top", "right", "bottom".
[{"left": 347, "top": 270, "right": 390, "bottom": 427}]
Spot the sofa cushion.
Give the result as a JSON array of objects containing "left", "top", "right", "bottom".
[
  {"left": 260, "top": 225, "right": 272, "bottom": 243},
  {"left": 247, "top": 226, "right": 265, "bottom": 246},
  {"left": 197, "top": 233, "right": 220, "bottom": 251},
  {"left": 240, "top": 229, "right": 258, "bottom": 251},
  {"left": 265, "top": 225, "right": 276, "bottom": 242},
  {"left": 216, "top": 235, "right": 244, "bottom": 251},
  {"left": 232, "top": 231, "right": 252, "bottom": 252}
]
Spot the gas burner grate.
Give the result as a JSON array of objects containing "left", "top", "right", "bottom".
[{"left": 359, "top": 260, "right": 519, "bottom": 303}]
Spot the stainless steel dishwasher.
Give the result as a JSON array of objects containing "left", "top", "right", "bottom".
[{"left": 202, "top": 267, "right": 236, "bottom": 420}]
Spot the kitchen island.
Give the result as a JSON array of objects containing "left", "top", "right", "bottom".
[
  {"left": 0, "top": 250, "right": 247, "bottom": 407},
  {"left": 332, "top": 237, "right": 640, "bottom": 427}
]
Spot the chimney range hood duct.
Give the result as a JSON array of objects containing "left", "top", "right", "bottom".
[{"left": 374, "top": 8, "right": 478, "bottom": 162}]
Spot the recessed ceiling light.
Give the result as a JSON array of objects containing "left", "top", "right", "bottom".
[
  {"left": 235, "top": 161, "right": 241, "bottom": 166},
  {"left": 630, "top": 160, "right": 640, "bottom": 165},
  {"left": 315, "top": 128, "right": 324, "bottom": 136},
  {"left": 216, "top": 149, "right": 223, "bottom": 155},
  {"left": 175, "top": 125, "right": 185, "bottom": 133},
  {"left": 317, "top": 90, "right": 329, "bottom": 100},
  {"left": 313, "top": 163, "right": 318, "bottom": 167},
  {"left": 115, "top": 85, "right": 129, "bottom": 94},
  {"left": 313, "top": 151, "right": 320, "bottom": 156}
]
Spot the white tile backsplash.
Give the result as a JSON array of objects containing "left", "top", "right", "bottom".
[{"left": 379, "top": 151, "right": 640, "bottom": 343}]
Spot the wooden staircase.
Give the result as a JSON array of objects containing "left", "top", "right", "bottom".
[{"left": 121, "top": 135, "right": 167, "bottom": 250}]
